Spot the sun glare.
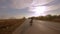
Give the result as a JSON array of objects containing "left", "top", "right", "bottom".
[{"left": 32, "top": 6, "right": 47, "bottom": 16}]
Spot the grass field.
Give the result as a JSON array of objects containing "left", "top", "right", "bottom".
[{"left": 0, "top": 19, "right": 25, "bottom": 34}]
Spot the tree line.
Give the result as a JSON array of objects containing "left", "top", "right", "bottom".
[{"left": 29, "top": 15, "right": 60, "bottom": 22}]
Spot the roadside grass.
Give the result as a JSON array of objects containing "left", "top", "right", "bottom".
[
  {"left": 33, "top": 18, "right": 60, "bottom": 23},
  {"left": 0, "top": 19, "right": 25, "bottom": 34}
]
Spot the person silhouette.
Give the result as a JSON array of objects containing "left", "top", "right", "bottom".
[{"left": 30, "top": 17, "right": 33, "bottom": 26}]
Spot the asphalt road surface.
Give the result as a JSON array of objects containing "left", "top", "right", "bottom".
[{"left": 13, "top": 19, "right": 60, "bottom": 34}]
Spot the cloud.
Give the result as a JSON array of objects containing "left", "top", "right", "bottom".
[
  {"left": 0, "top": 8, "right": 33, "bottom": 19},
  {"left": 29, "top": 0, "right": 54, "bottom": 12},
  {"left": 43, "top": 0, "right": 60, "bottom": 6},
  {"left": 29, "top": 0, "right": 60, "bottom": 16},
  {"left": 44, "top": 8, "right": 60, "bottom": 15},
  {"left": 31, "top": 0, "right": 53, "bottom": 6},
  {"left": 0, "top": 0, "right": 32, "bottom": 9},
  {"left": 10, "top": 0, "right": 32, "bottom": 9},
  {"left": 46, "top": 4, "right": 60, "bottom": 11},
  {"left": 0, "top": 0, "right": 60, "bottom": 18},
  {"left": 42, "top": 0, "right": 60, "bottom": 12},
  {"left": 43, "top": 0, "right": 60, "bottom": 15}
]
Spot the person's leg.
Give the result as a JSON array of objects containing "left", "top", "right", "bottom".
[{"left": 30, "top": 20, "right": 33, "bottom": 26}]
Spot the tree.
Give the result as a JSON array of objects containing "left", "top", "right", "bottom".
[
  {"left": 46, "top": 15, "right": 52, "bottom": 20},
  {"left": 22, "top": 17, "right": 26, "bottom": 20}
]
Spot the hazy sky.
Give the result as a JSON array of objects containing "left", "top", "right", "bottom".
[{"left": 0, "top": 0, "right": 60, "bottom": 19}]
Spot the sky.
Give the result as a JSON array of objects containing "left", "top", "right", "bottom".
[{"left": 0, "top": 0, "right": 60, "bottom": 19}]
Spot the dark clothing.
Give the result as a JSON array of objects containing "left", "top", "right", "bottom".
[
  {"left": 30, "top": 19, "right": 33, "bottom": 23},
  {"left": 30, "top": 18, "right": 33, "bottom": 25}
]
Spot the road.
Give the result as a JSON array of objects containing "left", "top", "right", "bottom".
[{"left": 12, "top": 19, "right": 60, "bottom": 34}]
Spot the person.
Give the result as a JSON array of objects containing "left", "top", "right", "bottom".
[{"left": 30, "top": 17, "right": 33, "bottom": 26}]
